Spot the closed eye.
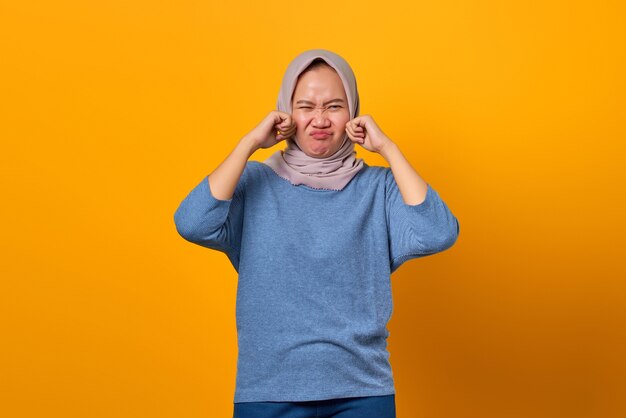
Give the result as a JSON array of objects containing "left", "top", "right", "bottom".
[{"left": 298, "top": 106, "right": 342, "bottom": 110}]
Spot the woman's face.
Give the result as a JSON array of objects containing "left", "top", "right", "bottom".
[{"left": 291, "top": 65, "right": 350, "bottom": 159}]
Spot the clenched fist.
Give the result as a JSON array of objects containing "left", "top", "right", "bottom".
[
  {"left": 345, "top": 115, "right": 394, "bottom": 154},
  {"left": 246, "top": 111, "right": 297, "bottom": 152}
]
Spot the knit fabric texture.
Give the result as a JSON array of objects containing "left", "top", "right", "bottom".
[{"left": 174, "top": 161, "right": 460, "bottom": 403}]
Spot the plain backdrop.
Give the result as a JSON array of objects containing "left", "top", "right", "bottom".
[{"left": 1, "top": 1, "right": 625, "bottom": 417}]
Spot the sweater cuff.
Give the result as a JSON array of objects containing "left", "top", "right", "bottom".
[
  {"left": 202, "top": 175, "right": 233, "bottom": 208},
  {"left": 403, "top": 183, "right": 433, "bottom": 213}
]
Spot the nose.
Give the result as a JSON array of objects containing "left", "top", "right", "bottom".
[{"left": 311, "top": 108, "right": 331, "bottom": 127}]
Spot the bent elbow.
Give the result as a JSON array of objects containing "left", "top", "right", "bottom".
[
  {"left": 173, "top": 207, "right": 198, "bottom": 242},
  {"left": 425, "top": 217, "right": 460, "bottom": 254},
  {"left": 439, "top": 217, "right": 460, "bottom": 251}
]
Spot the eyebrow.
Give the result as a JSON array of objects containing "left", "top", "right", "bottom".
[{"left": 295, "top": 99, "right": 345, "bottom": 105}]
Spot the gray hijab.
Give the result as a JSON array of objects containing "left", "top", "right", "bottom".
[{"left": 263, "top": 49, "right": 365, "bottom": 191}]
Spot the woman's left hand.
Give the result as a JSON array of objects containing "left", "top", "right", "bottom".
[{"left": 345, "top": 115, "right": 394, "bottom": 154}]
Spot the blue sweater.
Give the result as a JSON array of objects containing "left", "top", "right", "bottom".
[{"left": 174, "top": 160, "right": 459, "bottom": 403}]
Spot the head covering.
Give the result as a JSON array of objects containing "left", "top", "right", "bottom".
[{"left": 263, "top": 49, "right": 365, "bottom": 191}]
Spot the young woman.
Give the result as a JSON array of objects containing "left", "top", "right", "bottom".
[{"left": 174, "top": 49, "right": 460, "bottom": 418}]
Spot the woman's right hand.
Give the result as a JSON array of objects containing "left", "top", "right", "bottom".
[{"left": 245, "top": 111, "right": 296, "bottom": 151}]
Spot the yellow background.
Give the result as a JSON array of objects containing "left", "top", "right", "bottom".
[{"left": 1, "top": 0, "right": 625, "bottom": 417}]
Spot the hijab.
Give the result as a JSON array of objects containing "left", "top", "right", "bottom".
[{"left": 263, "top": 49, "right": 365, "bottom": 191}]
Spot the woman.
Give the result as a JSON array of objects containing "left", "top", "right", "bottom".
[{"left": 174, "top": 49, "right": 460, "bottom": 418}]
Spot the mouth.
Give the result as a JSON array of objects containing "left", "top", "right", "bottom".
[{"left": 311, "top": 132, "right": 331, "bottom": 139}]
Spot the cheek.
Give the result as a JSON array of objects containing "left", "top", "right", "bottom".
[
  {"left": 292, "top": 116, "right": 307, "bottom": 130},
  {"left": 334, "top": 112, "right": 350, "bottom": 126}
]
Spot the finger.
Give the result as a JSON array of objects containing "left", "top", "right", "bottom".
[
  {"left": 277, "top": 126, "right": 295, "bottom": 137},
  {"left": 353, "top": 123, "right": 365, "bottom": 136},
  {"left": 349, "top": 116, "right": 364, "bottom": 128},
  {"left": 348, "top": 126, "right": 364, "bottom": 143},
  {"left": 346, "top": 124, "right": 363, "bottom": 140},
  {"left": 275, "top": 123, "right": 290, "bottom": 133},
  {"left": 345, "top": 127, "right": 363, "bottom": 144},
  {"left": 347, "top": 132, "right": 359, "bottom": 143},
  {"left": 278, "top": 111, "right": 292, "bottom": 123},
  {"left": 278, "top": 119, "right": 294, "bottom": 130},
  {"left": 350, "top": 125, "right": 364, "bottom": 136},
  {"left": 278, "top": 127, "right": 293, "bottom": 137}
]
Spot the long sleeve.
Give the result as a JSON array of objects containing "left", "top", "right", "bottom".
[
  {"left": 384, "top": 168, "right": 460, "bottom": 273},
  {"left": 173, "top": 166, "right": 249, "bottom": 271}
]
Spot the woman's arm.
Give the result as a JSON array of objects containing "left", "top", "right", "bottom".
[
  {"left": 173, "top": 136, "right": 255, "bottom": 270},
  {"left": 208, "top": 135, "right": 257, "bottom": 201},
  {"left": 345, "top": 114, "right": 428, "bottom": 205},
  {"left": 345, "top": 115, "right": 459, "bottom": 272},
  {"left": 208, "top": 110, "right": 296, "bottom": 200},
  {"left": 379, "top": 142, "right": 428, "bottom": 206}
]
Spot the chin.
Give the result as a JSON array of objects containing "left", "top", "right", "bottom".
[{"left": 308, "top": 144, "right": 340, "bottom": 158}]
